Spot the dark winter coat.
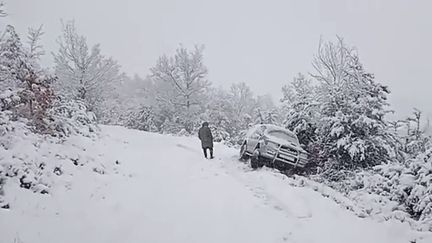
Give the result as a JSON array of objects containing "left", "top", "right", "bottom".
[{"left": 198, "top": 125, "right": 213, "bottom": 148}]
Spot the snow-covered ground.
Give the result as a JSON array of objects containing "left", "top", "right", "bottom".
[{"left": 1, "top": 126, "right": 431, "bottom": 243}]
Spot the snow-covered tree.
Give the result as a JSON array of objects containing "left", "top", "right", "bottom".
[
  {"left": 151, "top": 45, "right": 209, "bottom": 111},
  {"left": 229, "top": 82, "right": 256, "bottom": 117},
  {"left": 26, "top": 25, "right": 45, "bottom": 61},
  {"left": 282, "top": 73, "right": 318, "bottom": 148},
  {"left": 253, "top": 108, "right": 265, "bottom": 125},
  {"left": 201, "top": 87, "right": 232, "bottom": 142},
  {"left": 401, "top": 109, "right": 431, "bottom": 156},
  {"left": 264, "top": 109, "right": 279, "bottom": 125},
  {"left": 311, "top": 37, "right": 395, "bottom": 175},
  {"left": 150, "top": 45, "right": 210, "bottom": 133},
  {"left": 0, "top": 25, "right": 22, "bottom": 91},
  {"left": 53, "top": 21, "right": 120, "bottom": 118},
  {"left": 0, "top": 25, "right": 55, "bottom": 133},
  {"left": 254, "top": 94, "right": 279, "bottom": 125}
]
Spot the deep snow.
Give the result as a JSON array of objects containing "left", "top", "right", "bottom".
[{"left": 1, "top": 126, "right": 431, "bottom": 243}]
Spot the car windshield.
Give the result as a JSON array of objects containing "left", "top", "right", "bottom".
[{"left": 267, "top": 130, "right": 298, "bottom": 144}]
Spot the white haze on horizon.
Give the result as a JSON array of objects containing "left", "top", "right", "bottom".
[{"left": 4, "top": 0, "right": 432, "bottom": 122}]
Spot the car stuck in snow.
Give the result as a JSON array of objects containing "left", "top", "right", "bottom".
[{"left": 239, "top": 124, "right": 308, "bottom": 171}]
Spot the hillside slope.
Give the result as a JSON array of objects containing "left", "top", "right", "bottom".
[{"left": 1, "top": 126, "right": 430, "bottom": 243}]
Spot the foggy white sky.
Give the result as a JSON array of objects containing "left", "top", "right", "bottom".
[{"left": 5, "top": 0, "right": 432, "bottom": 119}]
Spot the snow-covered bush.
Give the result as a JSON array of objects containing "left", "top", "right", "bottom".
[
  {"left": 0, "top": 111, "right": 49, "bottom": 205},
  {"left": 0, "top": 110, "right": 17, "bottom": 209},
  {"left": 125, "top": 105, "right": 158, "bottom": 132},
  {"left": 0, "top": 89, "right": 21, "bottom": 113},
  {"left": 0, "top": 101, "right": 102, "bottom": 209},
  {"left": 210, "top": 124, "right": 231, "bottom": 143},
  {"left": 0, "top": 23, "right": 101, "bottom": 209},
  {"left": 308, "top": 145, "right": 432, "bottom": 231},
  {"left": 47, "top": 98, "right": 97, "bottom": 137},
  {"left": 405, "top": 148, "right": 432, "bottom": 228}
]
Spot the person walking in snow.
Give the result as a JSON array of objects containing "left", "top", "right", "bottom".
[{"left": 198, "top": 122, "right": 214, "bottom": 159}]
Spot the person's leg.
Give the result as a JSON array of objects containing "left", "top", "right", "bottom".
[
  {"left": 209, "top": 147, "right": 214, "bottom": 159},
  {"left": 203, "top": 148, "right": 208, "bottom": 158}
]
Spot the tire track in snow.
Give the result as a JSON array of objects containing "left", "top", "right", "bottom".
[
  {"left": 214, "top": 154, "right": 313, "bottom": 223},
  {"left": 174, "top": 143, "right": 311, "bottom": 224}
]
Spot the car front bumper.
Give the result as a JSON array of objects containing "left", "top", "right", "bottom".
[{"left": 260, "top": 148, "right": 308, "bottom": 168}]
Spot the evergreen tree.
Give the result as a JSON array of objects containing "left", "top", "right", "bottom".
[
  {"left": 402, "top": 109, "right": 431, "bottom": 156},
  {"left": 312, "top": 38, "right": 395, "bottom": 175},
  {"left": 264, "top": 109, "right": 279, "bottom": 125},
  {"left": 253, "top": 108, "right": 265, "bottom": 125},
  {"left": 282, "top": 73, "right": 318, "bottom": 148},
  {"left": 0, "top": 25, "right": 55, "bottom": 133}
]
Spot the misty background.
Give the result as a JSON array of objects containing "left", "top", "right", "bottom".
[
  {"left": 5, "top": 0, "right": 432, "bottom": 119},
  {"left": 3, "top": 1, "right": 432, "bottom": 239}
]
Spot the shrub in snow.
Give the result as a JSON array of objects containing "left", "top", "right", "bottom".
[
  {"left": 0, "top": 113, "right": 104, "bottom": 209},
  {"left": 0, "top": 116, "right": 50, "bottom": 198},
  {"left": 311, "top": 145, "right": 432, "bottom": 231},
  {"left": 0, "top": 89, "right": 21, "bottom": 113},
  {"left": 210, "top": 125, "right": 231, "bottom": 143},
  {"left": 125, "top": 105, "right": 158, "bottom": 132},
  {"left": 0, "top": 24, "right": 102, "bottom": 208},
  {"left": 47, "top": 97, "right": 98, "bottom": 137},
  {"left": 405, "top": 148, "right": 432, "bottom": 229}
]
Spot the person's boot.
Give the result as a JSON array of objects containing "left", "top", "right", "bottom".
[
  {"left": 210, "top": 148, "right": 214, "bottom": 159},
  {"left": 203, "top": 148, "right": 208, "bottom": 159}
]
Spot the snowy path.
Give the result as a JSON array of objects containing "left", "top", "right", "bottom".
[{"left": 1, "top": 126, "right": 429, "bottom": 243}]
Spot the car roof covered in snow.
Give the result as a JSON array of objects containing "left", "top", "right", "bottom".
[
  {"left": 262, "top": 124, "right": 296, "bottom": 135},
  {"left": 246, "top": 124, "right": 296, "bottom": 137}
]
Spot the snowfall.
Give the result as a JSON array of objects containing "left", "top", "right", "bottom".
[{"left": 1, "top": 126, "right": 432, "bottom": 243}]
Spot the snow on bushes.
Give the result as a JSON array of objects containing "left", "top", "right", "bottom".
[
  {"left": 1, "top": 77, "right": 98, "bottom": 205},
  {"left": 0, "top": 24, "right": 101, "bottom": 208},
  {"left": 0, "top": 112, "right": 110, "bottom": 210},
  {"left": 124, "top": 105, "right": 157, "bottom": 132},
  {"left": 47, "top": 97, "right": 98, "bottom": 137},
  {"left": 284, "top": 171, "right": 431, "bottom": 232},
  {"left": 300, "top": 146, "right": 432, "bottom": 231}
]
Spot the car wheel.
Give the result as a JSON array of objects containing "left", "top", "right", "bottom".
[
  {"left": 239, "top": 143, "right": 249, "bottom": 161},
  {"left": 250, "top": 148, "right": 262, "bottom": 169}
]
